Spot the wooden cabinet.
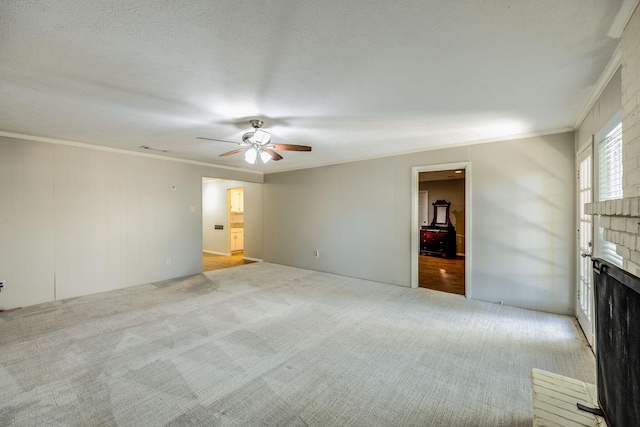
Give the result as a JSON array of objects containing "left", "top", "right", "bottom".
[
  {"left": 228, "top": 188, "right": 244, "bottom": 252},
  {"left": 421, "top": 227, "right": 456, "bottom": 258},
  {"left": 230, "top": 229, "right": 244, "bottom": 252},
  {"left": 229, "top": 188, "right": 244, "bottom": 213}
]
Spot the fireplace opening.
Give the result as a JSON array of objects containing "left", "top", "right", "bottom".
[{"left": 592, "top": 258, "right": 640, "bottom": 426}]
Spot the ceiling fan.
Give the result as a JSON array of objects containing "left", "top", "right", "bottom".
[{"left": 197, "top": 120, "right": 312, "bottom": 164}]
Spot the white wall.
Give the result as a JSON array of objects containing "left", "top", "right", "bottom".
[
  {"left": 468, "top": 135, "right": 575, "bottom": 313},
  {"left": 264, "top": 157, "right": 401, "bottom": 285},
  {"left": 0, "top": 136, "right": 263, "bottom": 309},
  {"left": 0, "top": 139, "right": 55, "bottom": 307},
  {"left": 264, "top": 133, "right": 575, "bottom": 315},
  {"left": 203, "top": 180, "right": 232, "bottom": 255},
  {"left": 203, "top": 180, "right": 263, "bottom": 258},
  {"left": 1, "top": 132, "right": 575, "bottom": 314}
]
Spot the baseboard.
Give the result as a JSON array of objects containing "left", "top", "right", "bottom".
[
  {"left": 203, "top": 250, "right": 230, "bottom": 256},
  {"left": 243, "top": 256, "right": 263, "bottom": 262}
]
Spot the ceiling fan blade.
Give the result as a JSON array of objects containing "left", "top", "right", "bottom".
[
  {"left": 219, "top": 148, "right": 246, "bottom": 157},
  {"left": 197, "top": 136, "right": 242, "bottom": 145},
  {"left": 263, "top": 148, "right": 283, "bottom": 161},
  {"left": 272, "top": 144, "right": 312, "bottom": 152}
]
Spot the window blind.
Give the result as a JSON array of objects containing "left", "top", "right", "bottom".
[{"left": 599, "top": 122, "right": 623, "bottom": 266}]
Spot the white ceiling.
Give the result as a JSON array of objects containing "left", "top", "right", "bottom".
[{"left": 0, "top": 0, "right": 625, "bottom": 173}]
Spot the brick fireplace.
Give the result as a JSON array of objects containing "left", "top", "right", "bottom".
[{"left": 587, "top": 4, "right": 640, "bottom": 275}]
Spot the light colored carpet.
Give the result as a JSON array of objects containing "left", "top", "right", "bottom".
[{"left": 0, "top": 263, "right": 595, "bottom": 426}]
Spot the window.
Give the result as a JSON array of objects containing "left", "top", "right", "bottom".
[
  {"left": 598, "top": 120, "right": 623, "bottom": 266},
  {"left": 599, "top": 122, "right": 623, "bottom": 200}
]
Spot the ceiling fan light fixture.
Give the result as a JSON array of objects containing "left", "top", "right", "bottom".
[
  {"left": 199, "top": 119, "right": 311, "bottom": 165},
  {"left": 244, "top": 146, "right": 258, "bottom": 164},
  {"left": 260, "top": 150, "right": 271, "bottom": 164},
  {"left": 250, "top": 129, "right": 271, "bottom": 145}
]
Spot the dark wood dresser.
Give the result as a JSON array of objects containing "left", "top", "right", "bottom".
[
  {"left": 420, "top": 199, "right": 456, "bottom": 258},
  {"left": 420, "top": 227, "right": 456, "bottom": 258}
]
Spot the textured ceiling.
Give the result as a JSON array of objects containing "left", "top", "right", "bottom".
[{"left": 0, "top": 0, "right": 624, "bottom": 173}]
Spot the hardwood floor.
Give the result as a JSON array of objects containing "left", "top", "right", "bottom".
[
  {"left": 204, "top": 252, "right": 464, "bottom": 295},
  {"left": 202, "top": 252, "right": 256, "bottom": 272},
  {"left": 418, "top": 254, "right": 465, "bottom": 295}
]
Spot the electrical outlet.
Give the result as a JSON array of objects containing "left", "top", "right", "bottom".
[
  {"left": 314, "top": 250, "right": 320, "bottom": 258},
  {"left": 166, "top": 259, "right": 171, "bottom": 266},
  {"left": 0, "top": 280, "right": 5, "bottom": 292}
]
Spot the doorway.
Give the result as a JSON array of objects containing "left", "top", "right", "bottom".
[
  {"left": 202, "top": 178, "right": 255, "bottom": 272},
  {"left": 576, "top": 112, "right": 623, "bottom": 347},
  {"left": 411, "top": 162, "right": 470, "bottom": 295}
]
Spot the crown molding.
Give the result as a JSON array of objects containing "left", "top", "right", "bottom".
[
  {"left": 608, "top": 0, "right": 640, "bottom": 38},
  {"left": 573, "top": 43, "right": 622, "bottom": 130},
  {"left": 264, "top": 126, "right": 574, "bottom": 175},
  {"left": 0, "top": 131, "right": 263, "bottom": 176}
]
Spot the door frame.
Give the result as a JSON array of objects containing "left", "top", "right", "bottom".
[
  {"left": 411, "top": 162, "right": 471, "bottom": 296},
  {"left": 576, "top": 138, "right": 594, "bottom": 347}
]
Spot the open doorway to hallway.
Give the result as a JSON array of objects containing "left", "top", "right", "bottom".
[
  {"left": 418, "top": 169, "right": 466, "bottom": 295},
  {"left": 202, "top": 178, "right": 256, "bottom": 272}
]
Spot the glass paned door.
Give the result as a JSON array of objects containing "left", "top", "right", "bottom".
[{"left": 577, "top": 143, "right": 594, "bottom": 347}]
